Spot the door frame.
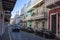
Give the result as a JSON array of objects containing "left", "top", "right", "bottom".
[{"left": 50, "top": 13, "right": 58, "bottom": 36}]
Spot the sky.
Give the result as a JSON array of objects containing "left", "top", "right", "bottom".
[{"left": 11, "top": 0, "right": 30, "bottom": 18}]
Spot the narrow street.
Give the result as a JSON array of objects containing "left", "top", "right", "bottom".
[
  {"left": 0, "top": 0, "right": 60, "bottom": 40},
  {"left": 11, "top": 31, "right": 50, "bottom": 40},
  {"left": 7, "top": 26, "right": 56, "bottom": 40},
  {"left": 12, "top": 31, "right": 46, "bottom": 40}
]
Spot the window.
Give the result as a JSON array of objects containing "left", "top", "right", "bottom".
[
  {"left": 26, "top": 15, "right": 28, "bottom": 17},
  {"left": 29, "top": 21, "right": 32, "bottom": 27},
  {"left": 1, "top": 14, "right": 2, "bottom": 19},
  {"left": 24, "top": 16, "right": 25, "bottom": 19}
]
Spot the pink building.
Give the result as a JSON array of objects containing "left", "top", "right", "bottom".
[{"left": 47, "top": 0, "right": 60, "bottom": 38}]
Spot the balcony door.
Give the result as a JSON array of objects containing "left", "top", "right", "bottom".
[{"left": 50, "top": 13, "right": 58, "bottom": 34}]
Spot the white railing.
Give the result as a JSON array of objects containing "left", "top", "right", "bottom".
[
  {"left": 23, "top": 13, "right": 47, "bottom": 21},
  {"left": 31, "top": 14, "right": 45, "bottom": 20}
]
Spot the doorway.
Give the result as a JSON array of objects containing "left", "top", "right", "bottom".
[{"left": 50, "top": 13, "right": 57, "bottom": 34}]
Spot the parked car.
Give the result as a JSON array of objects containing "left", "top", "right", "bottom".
[
  {"left": 25, "top": 27, "right": 34, "bottom": 33},
  {"left": 35, "top": 29, "right": 43, "bottom": 36},
  {"left": 35, "top": 29, "right": 55, "bottom": 39},
  {"left": 12, "top": 24, "right": 20, "bottom": 32},
  {"left": 20, "top": 27, "right": 26, "bottom": 31},
  {"left": 43, "top": 29, "right": 56, "bottom": 39}
]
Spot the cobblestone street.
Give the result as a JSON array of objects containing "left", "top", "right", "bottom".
[
  {"left": 1, "top": 26, "right": 58, "bottom": 40},
  {"left": 0, "top": 0, "right": 60, "bottom": 40},
  {"left": 11, "top": 31, "right": 57, "bottom": 40}
]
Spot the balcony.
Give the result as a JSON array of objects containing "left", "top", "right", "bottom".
[
  {"left": 31, "top": 13, "right": 47, "bottom": 20},
  {"left": 23, "top": 16, "right": 32, "bottom": 21},
  {"left": 2, "top": 0, "right": 16, "bottom": 11},
  {"left": 46, "top": 0, "right": 60, "bottom": 9},
  {"left": 4, "top": 11, "right": 11, "bottom": 22},
  {"left": 4, "top": 10, "right": 11, "bottom": 16},
  {"left": 23, "top": 13, "right": 47, "bottom": 21}
]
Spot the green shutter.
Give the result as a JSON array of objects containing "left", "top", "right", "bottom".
[
  {"left": 29, "top": 9, "right": 33, "bottom": 16},
  {"left": 30, "top": 12, "right": 33, "bottom": 16}
]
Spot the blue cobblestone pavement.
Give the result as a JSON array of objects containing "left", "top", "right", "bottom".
[
  {"left": 1, "top": 26, "right": 58, "bottom": 40},
  {"left": 11, "top": 31, "right": 57, "bottom": 40}
]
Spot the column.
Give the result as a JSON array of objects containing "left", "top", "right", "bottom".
[
  {"left": 0, "top": 0, "right": 3, "bottom": 35},
  {"left": 2, "top": 11, "right": 5, "bottom": 34}
]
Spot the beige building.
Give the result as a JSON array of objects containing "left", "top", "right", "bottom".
[
  {"left": 23, "top": 0, "right": 47, "bottom": 31},
  {"left": 22, "top": 0, "right": 60, "bottom": 38},
  {"left": 31, "top": 0, "right": 47, "bottom": 31}
]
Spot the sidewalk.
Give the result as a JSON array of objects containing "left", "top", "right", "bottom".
[{"left": 2, "top": 26, "right": 10, "bottom": 40}]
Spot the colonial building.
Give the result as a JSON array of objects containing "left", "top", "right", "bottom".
[
  {"left": 21, "top": 4, "right": 29, "bottom": 28},
  {"left": 22, "top": 0, "right": 48, "bottom": 31},
  {"left": 0, "top": 0, "right": 16, "bottom": 36},
  {"left": 27, "top": 0, "right": 48, "bottom": 31},
  {"left": 21, "top": 0, "right": 60, "bottom": 38},
  {"left": 46, "top": 0, "right": 60, "bottom": 38},
  {"left": 13, "top": 12, "right": 20, "bottom": 24}
]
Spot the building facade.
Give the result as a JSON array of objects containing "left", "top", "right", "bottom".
[
  {"left": 46, "top": 0, "right": 60, "bottom": 38},
  {"left": 10, "top": 18, "right": 14, "bottom": 25},
  {"left": 22, "top": 0, "right": 47, "bottom": 31},
  {"left": 21, "top": 0, "right": 60, "bottom": 38},
  {"left": 0, "top": 0, "right": 16, "bottom": 36}
]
